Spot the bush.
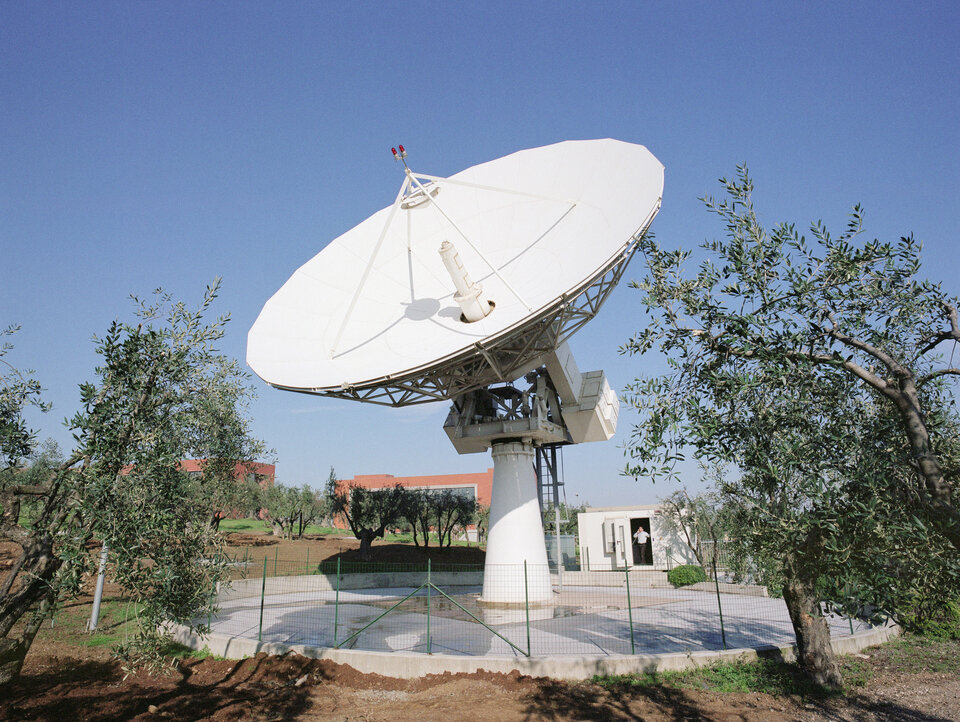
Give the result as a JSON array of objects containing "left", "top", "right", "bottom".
[
  {"left": 667, "top": 564, "right": 707, "bottom": 587},
  {"left": 901, "top": 599, "right": 960, "bottom": 640}
]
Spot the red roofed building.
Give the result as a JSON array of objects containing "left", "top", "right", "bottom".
[
  {"left": 119, "top": 459, "right": 275, "bottom": 521},
  {"left": 119, "top": 459, "right": 275, "bottom": 489},
  {"left": 340, "top": 468, "right": 494, "bottom": 507},
  {"left": 179, "top": 459, "right": 276, "bottom": 491}
]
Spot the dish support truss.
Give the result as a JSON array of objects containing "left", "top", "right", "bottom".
[{"left": 272, "top": 231, "right": 648, "bottom": 406}]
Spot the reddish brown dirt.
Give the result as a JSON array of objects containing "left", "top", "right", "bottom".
[
  {"left": 3, "top": 533, "right": 959, "bottom": 720},
  {"left": 5, "top": 647, "right": 960, "bottom": 721},
  {"left": 222, "top": 533, "right": 486, "bottom": 567}
]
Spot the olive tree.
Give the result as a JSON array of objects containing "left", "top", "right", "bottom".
[
  {"left": 263, "top": 482, "right": 329, "bottom": 539},
  {"left": 657, "top": 486, "right": 728, "bottom": 572},
  {"left": 187, "top": 375, "right": 269, "bottom": 531},
  {"left": 295, "top": 483, "right": 329, "bottom": 538},
  {"left": 629, "top": 165, "right": 960, "bottom": 546},
  {"left": 624, "top": 167, "right": 960, "bottom": 687},
  {"left": 262, "top": 483, "right": 302, "bottom": 539},
  {"left": 326, "top": 474, "right": 407, "bottom": 560},
  {"left": 402, "top": 489, "right": 434, "bottom": 548},
  {"left": 433, "top": 490, "right": 477, "bottom": 548},
  {"left": 0, "top": 281, "right": 256, "bottom": 684}
]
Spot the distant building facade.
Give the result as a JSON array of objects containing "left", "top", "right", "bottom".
[
  {"left": 179, "top": 459, "right": 276, "bottom": 491},
  {"left": 335, "top": 469, "right": 494, "bottom": 541},
  {"left": 339, "top": 468, "right": 493, "bottom": 506}
]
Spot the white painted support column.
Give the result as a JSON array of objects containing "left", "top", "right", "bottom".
[{"left": 481, "top": 441, "right": 552, "bottom": 604}]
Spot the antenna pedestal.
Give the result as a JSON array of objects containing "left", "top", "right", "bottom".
[
  {"left": 481, "top": 441, "right": 552, "bottom": 603},
  {"left": 443, "top": 346, "right": 619, "bottom": 604}
]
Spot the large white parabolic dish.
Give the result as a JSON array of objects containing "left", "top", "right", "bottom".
[{"left": 247, "top": 139, "right": 663, "bottom": 406}]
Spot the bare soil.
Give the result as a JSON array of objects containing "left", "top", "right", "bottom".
[
  {"left": 2, "top": 532, "right": 958, "bottom": 721},
  {"left": 222, "top": 532, "right": 487, "bottom": 567}
]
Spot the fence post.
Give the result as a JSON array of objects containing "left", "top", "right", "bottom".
[
  {"left": 427, "top": 559, "right": 432, "bottom": 655},
  {"left": 258, "top": 557, "right": 267, "bottom": 643},
  {"left": 555, "top": 504, "right": 563, "bottom": 593},
  {"left": 207, "top": 552, "right": 214, "bottom": 630},
  {"left": 273, "top": 546, "right": 279, "bottom": 577},
  {"left": 847, "top": 584, "right": 855, "bottom": 635},
  {"left": 305, "top": 548, "right": 310, "bottom": 575},
  {"left": 524, "top": 561, "right": 531, "bottom": 657},
  {"left": 624, "top": 564, "right": 635, "bottom": 654},
  {"left": 334, "top": 556, "right": 341, "bottom": 645},
  {"left": 712, "top": 560, "right": 727, "bottom": 649},
  {"left": 87, "top": 541, "right": 109, "bottom": 632}
]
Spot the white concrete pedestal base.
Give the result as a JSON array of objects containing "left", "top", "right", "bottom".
[{"left": 481, "top": 441, "right": 552, "bottom": 604}]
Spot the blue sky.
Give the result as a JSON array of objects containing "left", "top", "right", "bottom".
[{"left": 2, "top": 2, "right": 958, "bottom": 506}]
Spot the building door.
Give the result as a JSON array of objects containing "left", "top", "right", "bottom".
[{"left": 630, "top": 517, "right": 652, "bottom": 566}]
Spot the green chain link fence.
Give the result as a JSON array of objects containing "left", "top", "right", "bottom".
[{"left": 202, "top": 549, "right": 874, "bottom": 657}]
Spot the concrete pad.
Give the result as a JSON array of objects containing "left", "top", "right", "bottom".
[{"left": 172, "top": 575, "right": 893, "bottom": 680}]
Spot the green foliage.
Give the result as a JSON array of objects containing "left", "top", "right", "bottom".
[
  {"left": 624, "top": 167, "right": 960, "bottom": 674},
  {"left": 1, "top": 280, "right": 260, "bottom": 682},
  {"left": 327, "top": 472, "right": 408, "bottom": 559},
  {"left": 474, "top": 504, "right": 490, "bottom": 545},
  {"left": 183, "top": 349, "right": 269, "bottom": 528},
  {"left": 432, "top": 489, "right": 477, "bottom": 547},
  {"left": 261, "top": 482, "right": 328, "bottom": 539},
  {"left": 658, "top": 485, "right": 729, "bottom": 569},
  {"left": 401, "top": 488, "right": 432, "bottom": 547},
  {"left": 401, "top": 488, "right": 476, "bottom": 548},
  {"left": 593, "top": 656, "right": 870, "bottom": 696},
  {"left": 667, "top": 564, "right": 707, "bottom": 587},
  {"left": 869, "top": 634, "right": 960, "bottom": 673},
  {"left": 899, "top": 598, "right": 960, "bottom": 640},
  {"left": 157, "top": 641, "right": 224, "bottom": 661},
  {"left": 541, "top": 501, "right": 586, "bottom": 539},
  {"left": 218, "top": 518, "right": 269, "bottom": 532},
  {"left": 0, "top": 325, "right": 50, "bottom": 469}
]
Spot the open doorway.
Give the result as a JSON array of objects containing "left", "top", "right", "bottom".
[{"left": 629, "top": 517, "right": 652, "bottom": 566}]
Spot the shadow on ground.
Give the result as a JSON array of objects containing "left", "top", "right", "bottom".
[
  {"left": 522, "top": 677, "right": 955, "bottom": 722},
  {"left": 2, "top": 654, "right": 328, "bottom": 721}
]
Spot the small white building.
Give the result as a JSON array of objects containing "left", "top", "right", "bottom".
[{"left": 577, "top": 505, "right": 698, "bottom": 571}]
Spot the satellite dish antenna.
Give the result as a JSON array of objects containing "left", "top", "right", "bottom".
[{"left": 248, "top": 139, "right": 664, "bottom": 604}]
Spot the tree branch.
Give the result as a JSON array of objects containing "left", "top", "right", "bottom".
[
  {"left": 917, "top": 302, "right": 960, "bottom": 357},
  {"left": 823, "top": 312, "right": 911, "bottom": 379},
  {"left": 917, "top": 368, "right": 960, "bottom": 387}
]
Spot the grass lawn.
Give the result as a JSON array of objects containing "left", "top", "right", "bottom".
[
  {"left": 217, "top": 518, "right": 480, "bottom": 547},
  {"left": 592, "top": 633, "right": 960, "bottom": 698}
]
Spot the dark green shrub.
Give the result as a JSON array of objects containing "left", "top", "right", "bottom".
[
  {"left": 667, "top": 564, "right": 707, "bottom": 587},
  {"left": 901, "top": 599, "right": 960, "bottom": 640}
]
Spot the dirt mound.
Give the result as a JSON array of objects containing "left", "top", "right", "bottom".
[{"left": 330, "top": 543, "right": 485, "bottom": 566}]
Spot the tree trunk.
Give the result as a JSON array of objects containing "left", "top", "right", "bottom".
[
  {"left": 0, "top": 587, "right": 55, "bottom": 687},
  {"left": 357, "top": 529, "right": 375, "bottom": 561},
  {"left": 891, "top": 383, "right": 960, "bottom": 551},
  {"left": 781, "top": 560, "right": 842, "bottom": 689}
]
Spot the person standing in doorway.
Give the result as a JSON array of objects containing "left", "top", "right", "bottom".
[{"left": 634, "top": 526, "right": 650, "bottom": 564}]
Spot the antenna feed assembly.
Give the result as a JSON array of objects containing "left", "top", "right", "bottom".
[{"left": 438, "top": 240, "right": 495, "bottom": 323}]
